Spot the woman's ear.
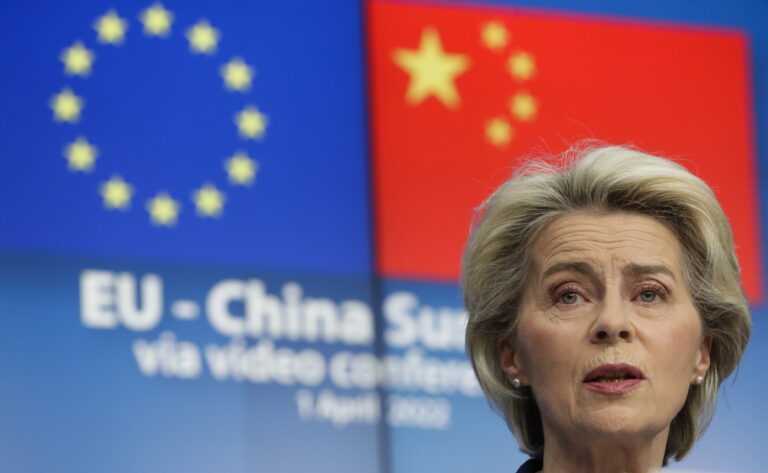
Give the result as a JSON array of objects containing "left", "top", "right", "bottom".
[
  {"left": 500, "top": 338, "right": 530, "bottom": 386},
  {"left": 693, "top": 336, "right": 712, "bottom": 380}
]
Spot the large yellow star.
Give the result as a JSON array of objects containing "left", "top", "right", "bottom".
[
  {"left": 50, "top": 88, "right": 84, "bottom": 123},
  {"left": 225, "top": 151, "right": 258, "bottom": 185},
  {"left": 100, "top": 175, "right": 133, "bottom": 210},
  {"left": 508, "top": 51, "right": 536, "bottom": 80},
  {"left": 94, "top": 10, "right": 128, "bottom": 45},
  {"left": 392, "top": 27, "right": 470, "bottom": 109},
  {"left": 485, "top": 118, "right": 513, "bottom": 147},
  {"left": 64, "top": 136, "right": 98, "bottom": 171},
  {"left": 140, "top": 3, "right": 173, "bottom": 37},
  {"left": 147, "top": 192, "right": 180, "bottom": 226},
  {"left": 60, "top": 41, "right": 95, "bottom": 76},
  {"left": 235, "top": 106, "right": 268, "bottom": 139},
  {"left": 481, "top": 21, "right": 509, "bottom": 51},
  {"left": 221, "top": 58, "right": 254, "bottom": 92},
  {"left": 186, "top": 20, "right": 219, "bottom": 54},
  {"left": 192, "top": 183, "right": 226, "bottom": 217},
  {"left": 510, "top": 92, "right": 538, "bottom": 121}
]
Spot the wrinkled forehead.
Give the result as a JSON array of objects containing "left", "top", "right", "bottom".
[{"left": 529, "top": 211, "right": 686, "bottom": 281}]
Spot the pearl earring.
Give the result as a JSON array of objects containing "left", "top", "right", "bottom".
[
  {"left": 511, "top": 378, "right": 521, "bottom": 388},
  {"left": 694, "top": 375, "right": 704, "bottom": 385}
]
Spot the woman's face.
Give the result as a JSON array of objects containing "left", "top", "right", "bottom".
[{"left": 501, "top": 212, "right": 710, "bottom": 444}]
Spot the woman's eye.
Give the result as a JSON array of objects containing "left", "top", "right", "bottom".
[
  {"left": 639, "top": 290, "right": 657, "bottom": 303},
  {"left": 559, "top": 292, "right": 580, "bottom": 304}
]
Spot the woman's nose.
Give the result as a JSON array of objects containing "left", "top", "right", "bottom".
[{"left": 589, "top": 293, "right": 634, "bottom": 343}]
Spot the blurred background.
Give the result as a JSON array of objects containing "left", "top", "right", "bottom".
[{"left": 0, "top": 0, "right": 765, "bottom": 472}]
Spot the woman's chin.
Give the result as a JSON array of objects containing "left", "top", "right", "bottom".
[{"left": 571, "top": 402, "right": 667, "bottom": 440}]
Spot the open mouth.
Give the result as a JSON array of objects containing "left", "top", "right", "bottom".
[{"left": 583, "top": 363, "right": 645, "bottom": 384}]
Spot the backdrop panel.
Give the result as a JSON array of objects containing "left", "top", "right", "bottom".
[{"left": 0, "top": 0, "right": 765, "bottom": 472}]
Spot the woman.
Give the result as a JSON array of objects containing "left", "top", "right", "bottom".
[{"left": 462, "top": 144, "right": 751, "bottom": 473}]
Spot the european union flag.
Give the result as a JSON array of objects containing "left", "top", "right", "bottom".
[{"left": 0, "top": 0, "right": 370, "bottom": 275}]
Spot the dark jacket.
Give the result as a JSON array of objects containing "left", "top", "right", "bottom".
[{"left": 515, "top": 458, "right": 543, "bottom": 473}]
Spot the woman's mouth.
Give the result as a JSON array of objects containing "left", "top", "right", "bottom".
[{"left": 582, "top": 363, "right": 645, "bottom": 395}]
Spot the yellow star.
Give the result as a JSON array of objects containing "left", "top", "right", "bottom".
[
  {"left": 186, "top": 20, "right": 219, "bottom": 54},
  {"left": 221, "top": 57, "right": 254, "bottom": 92},
  {"left": 235, "top": 105, "right": 268, "bottom": 139},
  {"left": 100, "top": 175, "right": 133, "bottom": 210},
  {"left": 508, "top": 51, "right": 536, "bottom": 80},
  {"left": 510, "top": 92, "right": 538, "bottom": 121},
  {"left": 481, "top": 21, "right": 509, "bottom": 51},
  {"left": 60, "top": 41, "right": 95, "bottom": 76},
  {"left": 192, "top": 183, "right": 226, "bottom": 217},
  {"left": 64, "top": 136, "right": 98, "bottom": 171},
  {"left": 147, "top": 192, "right": 180, "bottom": 226},
  {"left": 485, "top": 118, "right": 513, "bottom": 147},
  {"left": 94, "top": 10, "right": 128, "bottom": 45},
  {"left": 224, "top": 151, "right": 258, "bottom": 185},
  {"left": 392, "top": 27, "right": 470, "bottom": 109},
  {"left": 50, "top": 88, "right": 84, "bottom": 123},
  {"left": 140, "top": 3, "right": 173, "bottom": 37}
]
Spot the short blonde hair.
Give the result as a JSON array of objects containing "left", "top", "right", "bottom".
[{"left": 462, "top": 143, "right": 751, "bottom": 462}]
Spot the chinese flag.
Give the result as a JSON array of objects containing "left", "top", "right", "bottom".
[{"left": 367, "top": 0, "right": 764, "bottom": 302}]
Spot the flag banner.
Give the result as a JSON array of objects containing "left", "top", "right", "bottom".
[
  {"left": 367, "top": 0, "right": 764, "bottom": 302},
  {"left": 1, "top": 0, "right": 767, "bottom": 472},
  {"left": 0, "top": 251, "right": 381, "bottom": 472},
  {"left": 368, "top": 2, "right": 766, "bottom": 473},
  {"left": 0, "top": 0, "right": 370, "bottom": 275}
]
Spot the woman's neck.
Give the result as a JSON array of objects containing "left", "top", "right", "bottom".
[{"left": 539, "top": 422, "right": 669, "bottom": 473}]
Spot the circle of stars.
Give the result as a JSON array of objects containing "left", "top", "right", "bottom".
[{"left": 50, "top": 3, "right": 266, "bottom": 227}]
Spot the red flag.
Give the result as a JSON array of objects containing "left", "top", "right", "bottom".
[{"left": 367, "top": 0, "right": 764, "bottom": 302}]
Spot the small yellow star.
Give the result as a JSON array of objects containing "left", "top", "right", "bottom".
[
  {"left": 140, "top": 3, "right": 173, "bottom": 37},
  {"left": 94, "top": 10, "right": 128, "bottom": 45},
  {"left": 100, "top": 175, "right": 133, "bottom": 210},
  {"left": 64, "top": 136, "right": 98, "bottom": 171},
  {"left": 393, "top": 27, "right": 470, "bottom": 109},
  {"left": 235, "top": 105, "right": 268, "bottom": 139},
  {"left": 481, "top": 21, "right": 509, "bottom": 51},
  {"left": 485, "top": 118, "right": 513, "bottom": 147},
  {"left": 147, "top": 192, "right": 180, "bottom": 226},
  {"left": 508, "top": 51, "right": 536, "bottom": 80},
  {"left": 510, "top": 92, "right": 538, "bottom": 121},
  {"left": 224, "top": 151, "right": 258, "bottom": 185},
  {"left": 60, "top": 41, "right": 95, "bottom": 76},
  {"left": 186, "top": 20, "right": 219, "bottom": 54},
  {"left": 192, "top": 183, "right": 226, "bottom": 217},
  {"left": 221, "top": 57, "right": 254, "bottom": 92},
  {"left": 50, "top": 88, "right": 84, "bottom": 123}
]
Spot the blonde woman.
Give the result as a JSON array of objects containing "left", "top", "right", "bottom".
[{"left": 463, "top": 144, "right": 751, "bottom": 473}]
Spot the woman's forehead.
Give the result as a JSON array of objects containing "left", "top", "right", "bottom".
[{"left": 531, "top": 212, "right": 685, "bottom": 277}]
